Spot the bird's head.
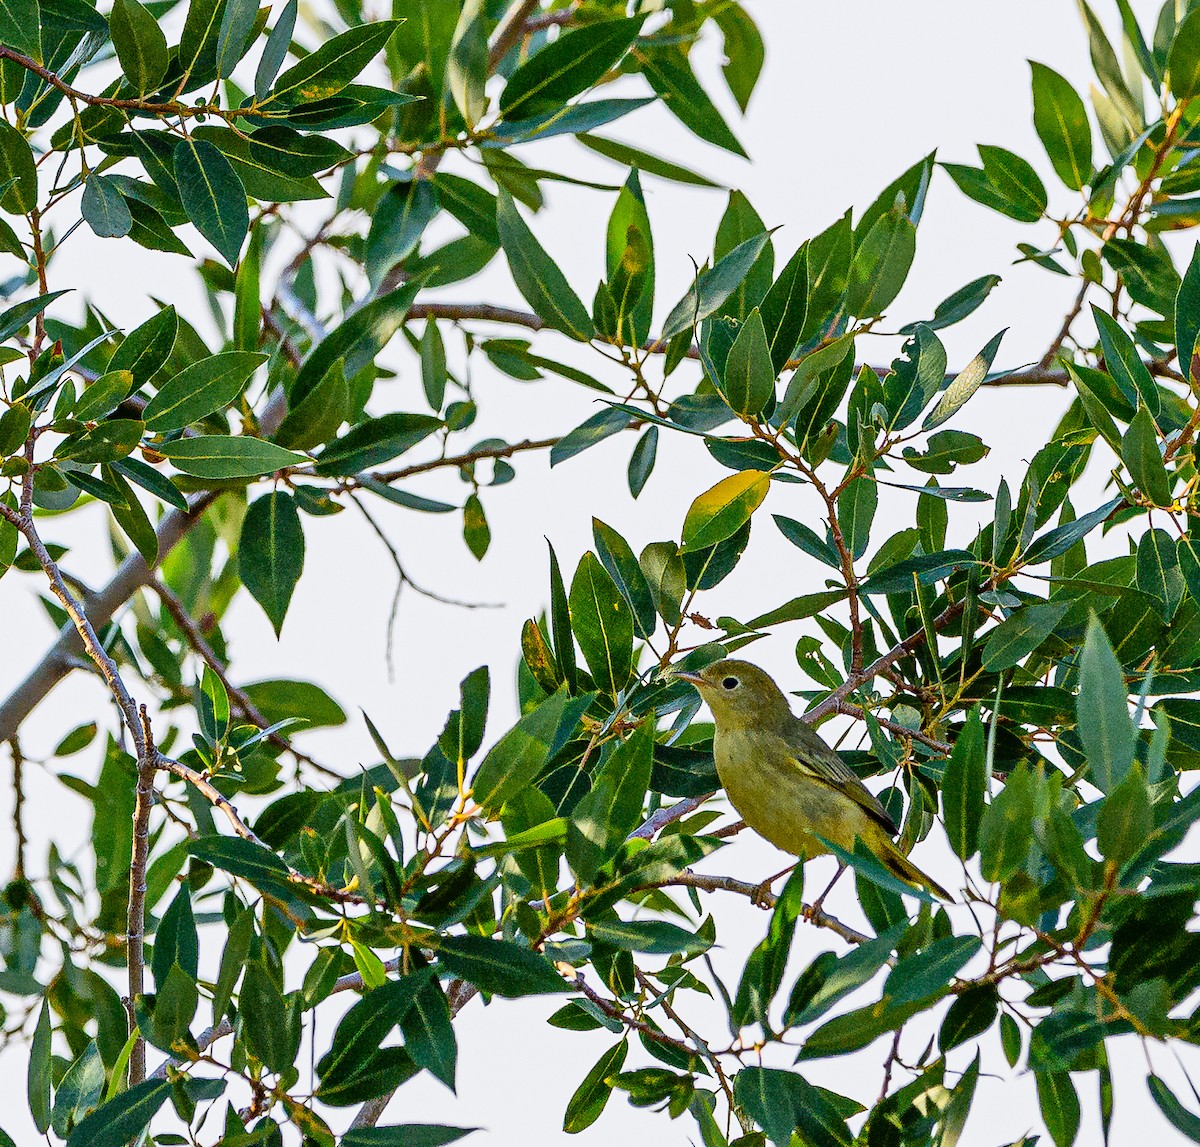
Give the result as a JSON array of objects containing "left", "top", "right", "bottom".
[{"left": 673, "top": 658, "right": 794, "bottom": 731}]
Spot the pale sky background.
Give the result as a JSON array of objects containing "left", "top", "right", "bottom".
[{"left": 1, "top": 1, "right": 1198, "bottom": 1144}]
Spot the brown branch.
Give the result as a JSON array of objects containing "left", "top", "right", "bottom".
[
  {"left": 0, "top": 45, "right": 235, "bottom": 117},
  {"left": 368, "top": 436, "right": 559, "bottom": 484},
  {"left": 645, "top": 872, "right": 870, "bottom": 945},
  {"left": 488, "top": 0, "right": 541, "bottom": 69},
  {"left": 630, "top": 792, "right": 712, "bottom": 839},
  {"left": 127, "top": 750, "right": 157, "bottom": 1084},
  {"left": 832, "top": 700, "right": 952, "bottom": 755},
  {"left": 7, "top": 737, "right": 27, "bottom": 881},
  {"left": 0, "top": 388, "right": 287, "bottom": 744},
  {"left": 155, "top": 755, "right": 269, "bottom": 848}
]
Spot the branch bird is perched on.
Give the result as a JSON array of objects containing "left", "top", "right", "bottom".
[{"left": 675, "top": 659, "right": 952, "bottom": 903}]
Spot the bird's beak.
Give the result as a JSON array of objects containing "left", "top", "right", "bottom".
[{"left": 673, "top": 671, "right": 706, "bottom": 687}]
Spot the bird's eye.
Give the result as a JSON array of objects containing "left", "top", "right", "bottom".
[{"left": 722, "top": 676, "right": 739, "bottom": 690}]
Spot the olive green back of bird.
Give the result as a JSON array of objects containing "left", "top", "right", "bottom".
[{"left": 678, "top": 659, "right": 952, "bottom": 901}]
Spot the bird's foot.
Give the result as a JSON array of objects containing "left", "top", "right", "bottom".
[
  {"left": 750, "top": 879, "right": 775, "bottom": 909},
  {"left": 749, "top": 864, "right": 797, "bottom": 909}
]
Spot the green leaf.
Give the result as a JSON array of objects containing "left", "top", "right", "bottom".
[
  {"left": 586, "top": 917, "right": 708, "bottom": 956},
  {"left": 627, "top": 425, "right": 657, "bottom": 497},
  {"left": 773, "top": 515, "right": 839, "bottom": 568},
  {"left": 456, "top": 491, "right": 487, "bottom": 559},
  {"left": 1169, "top": 8, "right": 1200, "bottom": 99},
  {"left": 1177, "top": 244, "right": 1200, "bottom": 377},
  {"left": 0, "top": 0, "right": 40, "bottom": 61},
  {"left": 173, "top": 138, "right": 248, "bottom": 267},
  {"left": 837, "top": 476, "right": 877, "bottom": 560},
  {"left": 1122, "top": 405, "right": 1171, "bottom": 506},
  {"left": 366, "top": 179, "right": 438, "bottom": 287},
  {"left": 568, "top": 552, "right": 633, "bottom": 697},
  {"left": 110, "top": 0, "right": 168, "bottom": 93},
  {"left": 982, "top": 600, "right": 1069, "bottom": 670},
  {"left": 420, "top": 321, "right": 447, "bottom": 412},
  {"left": 820, "top": 837, "right": 936, "bottom": 903},
  {"left": 73, "top": 370, "right": 133, "bottom": 422},
  {"left": 215, "top": 0, "right": 258, "bottom": 77},
  {"left": 760, "top": 242, "right": 808, "bottom": 373},
  {"left": 446, "top": 0, "right": 486, "bottom": 126},
  {"left": 942, "top": 706, "right": 987, "bottom": 860},
  {"left": 593, "top": 518, "right": 657, "bottom": 639},
  {"left": 157, "top": 435, "right": 305, "bottom": 479},
  {"left": 51, "top": 1041, "right": 105, "bottom": 1138},
  {"left": 400, "top": 977, "right": 457, "bottom": 1092},
  {"left": 152, "top": 886, "right": 198, "bottom": 989},
  {"left": 185, "top": 834, "right": 294, "bottom": 899},
  {"left": 566, "top": 722, "right": 652, "bottom": 883},
  {"left": 0, "top": 121, "right": 37, "bottom": 214},
  {"left": 313, "top": 412, "right": 442, "bottom": 476},
  {"left": 1093, "top": 306, "right": 1157, "bottom": 414},
  {"left": 1077, "top": 615, "right": 1135, "bottom": 793},
  {"left": 681, "top": 470, "right": 770, "bottom": 552},
  {"left": 1035, "top": 1070, "right": 1080, "bottom": 1147},
  {"left": 785, "top": 924, "right": 904, "bottom": 1028},
  {"left": 254, "top": 0, "right": 296, "bottom": 99},
  {"left": 293, "top": 278, "right": 424, "bottom": 403},
  {"left": 28, "top": 1000, "right": 50, "bottom": 1133},
  {"left": 734, "top": 1066, "right": 855, "bottom": 1147},
  {"left": 1096, "top": 760, "right": 1151, "bottom": 865},
  {"left": 884, "top": 325, "right": 947, "bottom": 431},
  {"left": 577, "top": 134, "right": 722, "bottom": 187},
  {"left": 435, "top": 935, "right": 568, "bottom": 997},
  {"left": 719, "top": 308, "right": 774, "bottom": 417},
  {"left": 316, "top": 973, "right": 424, "bottom": 1102},
  {"left": 550, "top": 407, "right": 632, "bottom": 467},
  {"left": 979, "top": 763, "right": 1035, "bottom": 882},
  {"left": 269, "top": 20, "right": 400, "bottom": 103},
  {"left": 734, "top": 865, "right": 805, "bottom": 1028},
  {"left": 884, "top": 935, "right": 981, "bottom": 1004},
  {"left": 497, "top": 191, "right": 592, "bottom": 341},
  {"left": 144, "top": 351, "right": 265, "bottom": 431},
  {"left": 1148, "top": 1074, "right": 1200, "bottom": 1142},
  {"left": 1030, "top": 61, "right": 1092, "bottom": 190},
  {"left": 341, "top": 1127, "right": 478, "bottom": 1147},
  {"left": 471, "top": 689, "right": 570, "bottom": 812},
  {"left": 563, "top": 1039, "right": 627, "bottom": 1133},
  {"left": 661, "top": 231, "right": 771, "bottom": 340},
  {"left": 110, "top": 306, "right": 177, "bottom": 385},
  {"left": 82, "top": 175, "right": 133, "bottom": 238},
  {"left": 239, "top": 491, "right": 304, "bottom": 635},
  {"left": 900, "top": 275, "right": 1001, "bottom": 334},
  {"left": 1020, "top": 496, "right": 1122, "bottom": 566},
  {"left": 274, "top": 361, "right": 349, "bottom": 451},
  {"left": 641, "top": 45, "right": 747, "bottom": 157},
  {"left": 923, "top": 329, "right": 1006, "bottom": 430},
  {"left": 65, "top": 1079, "right": 172, "bottom": 1147},
  {"left": 846, "top": 207, "right": 917, "bottom": 317},
  {"left": 939, "top": 986, "right": 998, "bottom": 1053},
  {"left": 501, "top": 17, "right": 642, "bottom": 120}
]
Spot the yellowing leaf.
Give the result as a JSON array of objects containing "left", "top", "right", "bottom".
[{"left": 681, "top": 470, "right": 770, "bottom": 551}]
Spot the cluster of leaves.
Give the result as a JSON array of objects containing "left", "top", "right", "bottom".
[{"left": 4, "top": 0, "right": 1200, "bottom": 1146}]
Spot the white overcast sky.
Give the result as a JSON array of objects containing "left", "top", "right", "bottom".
[{"left": 2, "top": 1, "right": 1198, "bottom": 1144}]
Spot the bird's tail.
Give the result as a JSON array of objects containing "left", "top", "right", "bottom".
[{"left": 883, "top": 842, "right": 954, "bottom": 902}]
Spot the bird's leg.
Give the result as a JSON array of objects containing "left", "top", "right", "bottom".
[
  {"left": 803, "top": 861, "right": 847, "bottom": 920},
  {"left": 750, "top": 863, "right": 797, "bottom": 909}
]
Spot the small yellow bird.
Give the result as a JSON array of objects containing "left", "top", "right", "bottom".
[{"left": 676, "top": 658, "right": 952, "bottom": 902}]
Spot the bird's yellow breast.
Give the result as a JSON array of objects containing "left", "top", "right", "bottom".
[{"left": 713, "top": 726, "right": 887, "bottom": 858}]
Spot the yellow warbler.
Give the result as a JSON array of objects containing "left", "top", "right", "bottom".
[{"left": 676, "top": 658, "right": 951, "bottom": 901}]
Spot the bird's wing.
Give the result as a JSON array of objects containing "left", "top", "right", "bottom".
[{"left": 785, "top": 720, "right": 900, "bottom": 835}]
